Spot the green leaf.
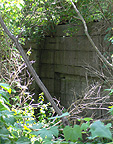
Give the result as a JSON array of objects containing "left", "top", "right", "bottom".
[
  {"left": 4, "top": 115, "right": 16, "bottom": 125},
  {"left": 0, "top": 100, "right": 10, "bottom": 111},
  {"left": 0, "top": 127, "right": 10, "bottom": 135},
  {"left": 48, "top": 112, "right": 69, "bottom": 120},
  {"left": 106, "top": 123, "right": 112, "bottom": 128},
  {"left": 49, "top": 126, "right": 58, "bottom": 137},
  {"left": 104, "top": 89, "right": 113, "bottom": 95},
  {"left": 34, "top": 141, "right": 41, "bottom": 144},
  {"left": 43, "top": 138, "right": 53, "bottom": 144},
  {"left": 25, "top": 120, "right": 36, "bottom": 125},
  {"left": 63, "top": 125, "right": 82, "bottom": 142},
  {"left": 0, "top": 90, "right": 10, "bottom": 101},
  {"left": 37, "top": 128, "right": 49, "bottom": 139},
  {"left": 0, "top": 137, "right": 10, "bottom": 144},
  {"left": 104, "top": 89, "right": 111, "bottom": 91},
  {"left": 81, "top": 122, "right": 90, "bottom": 131},
  {"left": 0, "top": 83, "right": 11, "bottom": 94},
  {"left": 36, "top": 126, "right": 58, "bottom": 139},
  {"left": 59, "top": 142, "right": 69, "bottom": 144},
  {"left": 15, "top": 136, "right": 30, "bottom": 144},
  {"left": 90, "top": 120, "right": 112, "bottom": 140},
  {"left": 12, "top": 131, "right": 18, "bottom": 137},
  {"left": 30, "top": 123, "right": 42, "bottom": 130},
  {"left": 106, "top": 27, "right": 112, "bottom": 32},
  {"left": 83, "top": 117, "right": 93, "bottom": 122},
  {"left": 109, "top": 107, "right": 113, "bottom": 115},
  {"left": 3, "top": 110, "right": 15, "bottom": 115},
  {"left": 14, "top": 123, "right": 23, "bottom": 130},
  {"left": 0, "top": 96, "right": 11, "bottom": 106},
  {"left": 30, "top": 131, "right": 40, "bottom": 136},
  {"left": 0, "top": 83, "right": 10, "bottom": 88}
]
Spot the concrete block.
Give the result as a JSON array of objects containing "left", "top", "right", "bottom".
[
  {"left": 44, "top": 37, "right": 56, "bottom": 43},
  {"left": 54, "top": 50, "right": 78, "bottom": 66},
  {"left": 54, "top": 64, "right": 88, "bottom": 76},
  {"left": 54, "top": 64, "right": 68, "bottom": 74},
  {"left": 44, "top": 35, "right": 99, "bottom": 52},
  {"left": 59, "top": 75, "right": 82, "bottom": 108},
  {"left": 44, "top": 37, "right": 78, "bottom": 51},
  {"left": 40, "top": 64, "right": 54, "bottom": 78},
  {"left": 55, "top": 25, "right": 71, "bottom": 37},
  {"left": 55, "top": 24, "right": 85, "bottom": 36},
  {"left": 54, "top": 51, "right": 64, "bottom": 65},
  {"left": 41, "top": 78, "right": 54, "bottom": 94},
  {"left": 44, "top": 43, "right": 56, "bottom": 50},
  {"left": 41, "top": 50, "right": 54, "bottom": 64},
  {"left": 75, "top": 51, "right": 99, "bottom": 67},
  {"left": 77, "top": 36, "right": 98, "bottom": 51},
  {"left": 58, "top": 37, "right": 78, "bottom": 51}
]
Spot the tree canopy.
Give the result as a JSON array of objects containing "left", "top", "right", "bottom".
[{"left": 1, "top": 0, "right": 113, "bottom": 40}]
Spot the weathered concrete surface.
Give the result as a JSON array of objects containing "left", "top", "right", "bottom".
[
  {"left": 38, "top": 24, "right": 101, "bottom": 108},
  {"left": 24, "top": 23, "right": 112, "bottom": 108},
  {"left": 23, "top": 40, "right": 41, "bottom": 98}
]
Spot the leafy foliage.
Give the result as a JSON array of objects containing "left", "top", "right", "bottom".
[
  {"left": 0, "top": 82, "right": 113, "bottom": 143},
  {"left": 89, "top": 120, "right": 112, "bottom": 140},
  {"left": 1, "top": 0, "right": 113, "bottom": 143},
  {"left": 0, "top": 83, "right": 60, "bottom": 143},
  {"left": 1, "top": 0, "right": 113, "bottom": 40},
  {"left": 63, "top": 125, "right": 82, "bottom": 142}
]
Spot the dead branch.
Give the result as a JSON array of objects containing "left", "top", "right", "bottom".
[
  {"left": 0, "top": 16, "right": 69, "bottom": 126},
  {"left": 70, "top": 0, "right": 113, "bottom": 70}
]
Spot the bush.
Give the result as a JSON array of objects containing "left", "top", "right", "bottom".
[{"left": 0, "top": 82, "right": 113, "bottom": 144}]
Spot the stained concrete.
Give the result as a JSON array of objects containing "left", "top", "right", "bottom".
[{"left": 24, "top": 23, "right": 112, "bottom": 108}]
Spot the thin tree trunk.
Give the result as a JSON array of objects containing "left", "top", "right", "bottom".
[
  {"left": 70, "top": 0, "right": 113, "bottom": 70},
  {"left": 0, "top": 16, "right": 69, "bottom": 126}
]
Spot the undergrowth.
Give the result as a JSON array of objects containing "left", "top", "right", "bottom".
[{"left": 0, "top": 82, "right": 113, "bottom": 144}]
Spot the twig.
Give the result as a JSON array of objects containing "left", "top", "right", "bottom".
[
  {"left": 70, "top": 0, "right": 113, "bottom": 70},
  {"left": 0, "top": 15, "right": 69, "bottom": 126}
]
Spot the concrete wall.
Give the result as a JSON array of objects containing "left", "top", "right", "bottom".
[
  {"left": 24, "top": 23, "right": 111, "bottom": 108},
  {"left": 39, "top": 24, "right": 100, "bottom": 108},
  {"left": 23, "top": 39, "right": 41, "bottom": 98}
]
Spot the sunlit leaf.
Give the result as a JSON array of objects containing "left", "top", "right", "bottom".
[
  {"left": 15, "top": 136, "right": 30, "bottom": 144},
  {"left": 63, "top": 125, "right": 82, "bottom": 142},
  {"left": 90, "top": 121, "right": 112, "bottom": 140},
  {"left": 0, "top": 83, "right": 11, "bottom": 94},
  {"left": 48, "top": 112, "right": 69, "bottom": 120}
]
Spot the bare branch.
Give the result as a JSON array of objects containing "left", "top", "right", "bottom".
[
  {"left": 70, "top": 0, "right": 113, "bottom": 69},
  {"left": 0, "top": 15, "right": 69, "bottom": 126}
]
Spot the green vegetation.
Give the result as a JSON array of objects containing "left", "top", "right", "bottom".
[
  {"left": 0, "top": 0, "right": 113, "bottom": 143},
  {"left": 1, "top": 0, "right": 113, "bottom": 39},
  {"left": 0, "top": 83, "right": 58, "bottom": 144},
  {"left": 1, "top": 83, "right": 113, "bottom": 143}
]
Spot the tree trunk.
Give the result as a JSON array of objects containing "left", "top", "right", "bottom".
[{"left": 0, "top": 15, "right": 69, "bottom": 126}]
